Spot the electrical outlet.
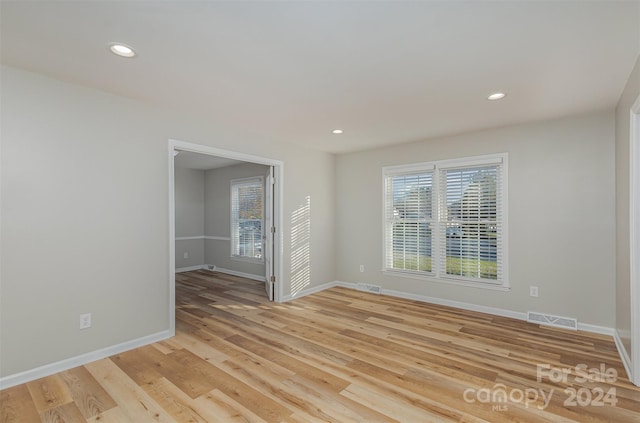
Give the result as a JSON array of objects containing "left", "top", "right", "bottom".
[
  {"left": 529, "top": 286, "right": 539, "bottom": 297},
  {"left": 360, "top": 265, "right": 364, "bottom": 272},
  {"left": 79, "top": 313, "right": 92, "bottom": 329},
  {"left": 183, "top": 252, "right": 189, "bottom": 259}
]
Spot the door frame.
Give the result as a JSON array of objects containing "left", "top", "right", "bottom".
[
  {"left": 264, "top": 166, "right": 275, "bottom": 301},
  {"left": 631, "top": 95, "right": 640, "bottom": 385},
  {"left": 168, "top": 139, "right": 284, "bottom": 336}
]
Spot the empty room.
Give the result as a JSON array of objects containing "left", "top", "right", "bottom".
[{"left": 1, "top": 1, "right": 640, "bottom": 422}]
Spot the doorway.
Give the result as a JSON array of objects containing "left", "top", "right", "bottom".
[{"left": 168, "top": 139, "right": 284, "bottom": 336}]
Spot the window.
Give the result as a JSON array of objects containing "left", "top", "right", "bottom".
[
  {"left": 231, "top": 177, "right": 264, "bottom": 262},
  {"left": 383, "top": 154, "right": 507, "bottom": 287},
  {"left": 384, "top": 168, "right": 435, "bottom": 273}
]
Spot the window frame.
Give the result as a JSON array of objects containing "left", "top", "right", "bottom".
[
  {"left": 382, "top": 153, "right": 509, "bottom": 290},
  {"left": 383, "top": 164, "right": 436, "bottom": 275},
  {"left": 230, "top": 176, "right": 265, "bottom": 264}
]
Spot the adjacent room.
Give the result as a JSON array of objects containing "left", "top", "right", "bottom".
[
  {"left": 173, "top": 151, "right": 272, "bottom": 284},
  {"left": 1, "top": 1, "right": 639, "bottom": 422}
]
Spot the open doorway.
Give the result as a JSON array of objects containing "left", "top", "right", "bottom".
[{"left": 168, "top": 139, "right": 283, "bottom": 336}]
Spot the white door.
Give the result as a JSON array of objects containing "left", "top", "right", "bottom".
[{"left": 264, "top": 166, "right": 275, "bottom": 301}]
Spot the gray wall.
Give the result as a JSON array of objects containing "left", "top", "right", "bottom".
[
  {"left": 204, "top": 162, "right": 270, "bottom": 277},
  {"left": 175, "top": 167, "right": 205, "bottom": 269},
  {"left": 336, "top": 111, "right": 616, "bottom": 327},
  {"left": 0, "top": 66, "right": 336, "bottom": 377},
  {"left": 615, "top": 55, "right": 640, "bottom": 359}
]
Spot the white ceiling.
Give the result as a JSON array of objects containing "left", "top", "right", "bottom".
[{"left": 1, "top": 1, "right": 638, "bottom": 154}]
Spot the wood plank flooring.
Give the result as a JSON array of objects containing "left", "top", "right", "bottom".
[{"left": 2, "top": 270, "right": 639, "bottom": 422}]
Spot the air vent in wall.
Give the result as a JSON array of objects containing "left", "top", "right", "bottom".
[
  {"left": 527, "top": 311, "right": 577, "bottom": 330},
  {"left": 356, "top": 283, "right": 382, "bottom": 294}
]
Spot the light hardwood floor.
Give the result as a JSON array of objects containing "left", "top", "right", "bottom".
[{"left": 2, "top": 270, "right": 639, "bottom": 422}]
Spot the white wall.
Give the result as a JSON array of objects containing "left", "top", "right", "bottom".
[
  {"left": 615, "top": 55, "right": 640, "bottom": 360},
  {"left": 174, "top": 167, "right": 205, "bottom": 269},
  {"left": 204, "top": 162, "right": 270, "bottom": 277},
  {"left": 0, "top": 66, "right": 336, "bottom": 378},
  {"left": 336, "top": 111, "right": 616, "bottom": 327}
]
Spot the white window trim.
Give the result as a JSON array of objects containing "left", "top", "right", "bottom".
[
  {"left": 230, "top": 176, "right": 265, "bottom": 264},
  {"left": 382, "top": 153, "right": 509, "bottom": 290}
]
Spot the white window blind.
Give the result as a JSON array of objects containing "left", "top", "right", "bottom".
[
  {"left": 231, "top": 177, "right": 264, "bottom": 261},
  {"left": 385, "top": 171, "right": 435, "bottom": 273},
  {"left": 439, "top": 164, "right": 502, "bottom": 282},
  {"left": 383, "top": 154, "right": 507, "bottom": 287}
]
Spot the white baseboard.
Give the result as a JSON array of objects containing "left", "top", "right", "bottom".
[
  {"left": 0, "top": 329, "right": 172, "bottom": 390},
  {"left": 613, "top": 330, "right": 633, "bottom": 381},
  {"left": 577, "top": 323, "right": 615, "bottom": 336},
  {"left": 175, "top": 265, "right": 265, "bottom": 283},
  {"left": 212, "top": 266, "right": 266, "bottom": 282},
  {"left": 176, "top": 265, "right": 207, "bottom": 273}
]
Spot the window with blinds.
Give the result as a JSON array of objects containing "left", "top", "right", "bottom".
[
  {"left": 231, "top": 177, "right": 264, "bottom": 262},
  {"left": 383, "top": 154, "right": 507, "bottom": 287},
  {"left": 384, "top": 169, "right": 435, "bottom": 273}
]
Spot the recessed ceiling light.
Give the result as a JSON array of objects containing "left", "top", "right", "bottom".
[
  {"left": 487, "top": 92, "right": 506, "bottom": 101},
  {"left": 332, "top": 129, "right": 343, "bottom": 134},
  {"left": 108, "top": 43, "right": 136, "bottom": 58}
]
